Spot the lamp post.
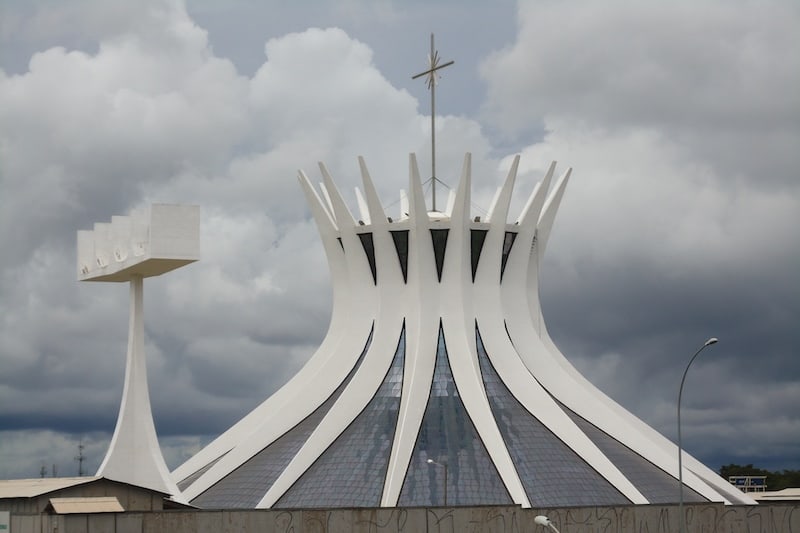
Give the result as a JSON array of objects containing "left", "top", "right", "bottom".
[
  {"left": 677, "top": 337, "right": 718, "bottom": 533},
  {"left": 534, "top": 515, "right": 561, "bottom": 532},
  {"left": 427, "top": 458, "right": 448, "bottom": 506}
]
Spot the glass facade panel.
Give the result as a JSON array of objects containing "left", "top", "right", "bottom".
[
  {"left": 470, "top": 229, "right": 488, "bottom": 282},
  {"left": 191, "top": 325, "right": 375, "bottom": 508},
  {"left": 398, "top": 324, "right": 512, "bottom": 506},
  {"left": 390, "top": 230, "right": 409, "bottom": 283},
  {"left": 430, "top": 229, "right": 449, "bottom": 282},
  {"left": 275, "top": 326, "right": 406, "bottom": 508},
  {"left": 357, "top": 232, "right": 377, "bottom": 284},
  {"left": 561, "top": 406, "right": 708, "bottom": 503},
  {"left": 476, "top": 326, "right": 631, "bottom": 507}
]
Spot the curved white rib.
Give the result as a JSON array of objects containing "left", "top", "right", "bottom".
[
  {"left": 478, "top": 162, "right": 647, "bottom": 504},
  {"left": 381, "top": 154, "right": 439, "bottom": 505},
  {"left": 180, "top": 171, "right": 377, "bottom": 501},
  {"left": 505, "top": 171, "right": 736, "bottom": 503},
  {"left": 526, "top": 180, "right": 753, "bottom": 505},
  {"left": 443, "top": 155, "right": 531, "bottom": 507},
  {"left": 258, "top": 314, "right": 404, "bottom": 507},
  {"left": 175, "top": 171, "right": 355, "bottom": 487},
  {"left": 259, "top": 161, "right": 408, "bottom": 508}
]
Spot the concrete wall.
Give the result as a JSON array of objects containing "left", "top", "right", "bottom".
[{"left": 10, "top": 503, "right": 800, "bottom": 532}]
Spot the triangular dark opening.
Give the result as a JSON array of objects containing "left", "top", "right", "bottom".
[
  {"left": 470, "top": 229, "right": 488, "bottom": 282},
  {"left": 358, "top": 233, "right": 377, "bottom": 285},
  {"left": 500, "top": 232, "right": 517, "bottom": 282},
  {"left": 390, "top": 230, "right": 409, "bottom": 283},
  {"left": 430, "top": 229, "right": 449, "bottom": 282}
]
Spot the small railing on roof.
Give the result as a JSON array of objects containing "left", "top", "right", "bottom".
[{"left": 729, "top": 476, "right": 768, "bottom": 492}]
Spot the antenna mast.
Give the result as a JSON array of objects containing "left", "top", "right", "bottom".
[
  {"left": 75, "top": 440, "right": 86, "bottom": 476},
  {"left": 412, "top": 33, "right": 454, "bottom": 212}
]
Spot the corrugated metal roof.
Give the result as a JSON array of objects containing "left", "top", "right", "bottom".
[
  {"left": 0, "top": 477, "right": 99, "bottom": 498},
  {"left": 49, "top": 496, "right": 124, "bottom": 514}
]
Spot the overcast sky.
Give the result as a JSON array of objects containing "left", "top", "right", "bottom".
[{"left": 0, "top": 0, "right": 798, "bottom": 481}]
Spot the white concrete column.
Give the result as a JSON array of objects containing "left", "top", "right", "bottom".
[{"left": 97, "top": 276, "right": 183, "bottom": 500}]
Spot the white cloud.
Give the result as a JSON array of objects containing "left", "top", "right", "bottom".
[
  {"left": 482, "top": 1, "right": 800, "bottom": 133},
  {"left": 0, "top": 0, "right": 797, "bottom": 481}
]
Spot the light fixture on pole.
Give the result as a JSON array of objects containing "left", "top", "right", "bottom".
[
  {"left": 677, "top": 337, "right": 718, "bottom": 533},
  {"left": 534, "top": 515, "right": 561, "bottom": 532},
  {"left": 426, "top": 458, "right": 448, "bottom": 506}
]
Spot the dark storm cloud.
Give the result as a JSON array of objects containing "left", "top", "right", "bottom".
[
  {"left": 478, "top": 0, "right": 800, "bottom": 470},
  {"left": 485, "top": 1, "right": 800, "bottom": 468}
]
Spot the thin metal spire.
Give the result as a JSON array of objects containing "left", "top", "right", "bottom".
[
  {"left": 75, "top": 440, "right": 86, "bottom": 476},
  {"left": 412, "top": 33, "right": 454, "bottom": 212}
]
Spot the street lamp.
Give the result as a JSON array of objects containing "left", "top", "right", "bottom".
[
  {"left": 534, "top": 515, "right": 561, "bottom": 532},
  {"left": 677, "top": 337, "right": 718, "bottom": 533},
  {"left": 426, "top": 458, "right": 448, "bottom": 506}
]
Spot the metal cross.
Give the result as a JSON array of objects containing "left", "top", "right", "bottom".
[{"left": 412, "top": 33, "right": 454, "bottom": 212}]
